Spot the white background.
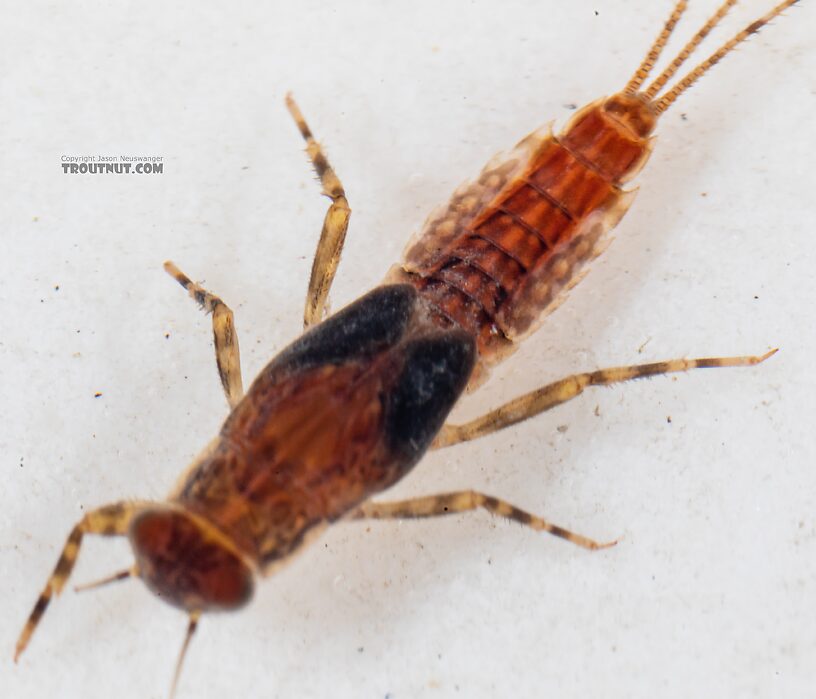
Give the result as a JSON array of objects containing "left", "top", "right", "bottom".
[{"left": 2, "top": 1, "right": 815, "bottom": 698}]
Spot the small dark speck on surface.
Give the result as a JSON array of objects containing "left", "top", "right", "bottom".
[
  {"left": 556, "top": 424, "right": 568, "bottom": 433},
  {"left": 637, "top": 336, "right": 652, "bottom": 353},
  {"left": 594, "top": 10, "right": 599, "bottom": 16},
  {"left": 681, "top": 113, "right": 688, "bottom": 121},
  {"left": 357, "top": 646, "right": 364, "bottom": 653},
  {"left": 94, "top": 392, "right": 103, "bottom": 398},
  {"left": 165, "top": 332, "right": 171, "bottom": 339},
  {"left": 54, "top": 285, "right": 60, "bottom": 291},
  {"left": 666, "top": 415, "right": 672, "bottom": 424},
  {"left": 564, "top": 103, "right": 577, "bottom": 110},
  {"left": 754, "top": 295, "right": 759, "bottom": 300}
]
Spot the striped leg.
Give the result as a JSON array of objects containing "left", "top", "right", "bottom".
[
  {"left": 286, "top": 94, "right": 352, "bottom": 328},
  {"left": 164, "top": 261, "right": 244, "bottom": 409},
  {"left": 433, "top": 350, "right": 777, "bottom": 449},
  {"left": 350, "top": 491, "right": 615, "bottom": 550},
  {"left": 15, "top": 501, "right": 145, "bottom": 661}
]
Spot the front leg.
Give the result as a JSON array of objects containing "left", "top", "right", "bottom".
[{"left": 15, "top": 501, "right": 148, "bottom": 661}]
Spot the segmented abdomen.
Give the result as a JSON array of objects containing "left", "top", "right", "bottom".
[{"left": 392, "top": 97, "right": 652, "bottom": 382}]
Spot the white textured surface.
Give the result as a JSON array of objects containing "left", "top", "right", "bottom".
[{"left": 2, "top": 2, "right": 815, "bottom": 698}]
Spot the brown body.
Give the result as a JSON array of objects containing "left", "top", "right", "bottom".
[
  {"left": 170, "top": 286, "right": 474, "bottom": 575},
  {"left": 15, "top": 2, "right": 798, "bottom": 695},
  {"left": 393, "top": 94, "right": 654, "bottom": 379}
]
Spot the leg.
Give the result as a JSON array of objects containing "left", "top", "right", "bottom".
[
  {"left": 350, "top": 491, "right": 616, "bottom": 550},
  {"left": 164, "top": 261, "right": 244, "bottom": 409},
  {"left": 286, "top": 94, "right": 352, "bottom": 328},
  {"left": 15, "top": 501, "right": 146, "bottom": 661},
  {"left": 433, "top": 349, "right": 777, "bottom": 449}
]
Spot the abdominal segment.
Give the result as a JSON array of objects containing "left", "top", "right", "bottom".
[{"left": 395, "top": 98, "right": 651, "bottom": 383}]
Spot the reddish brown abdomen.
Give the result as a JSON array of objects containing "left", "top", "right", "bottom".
[{"left": 395, "top": 98, "right": 653, "bottom": 379}]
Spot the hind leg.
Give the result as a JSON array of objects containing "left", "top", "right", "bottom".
[
  {"left": 433, "top": 350, "right": 776, "bottom": 448},
  {"left": 286, "top": 94, "right": 352, "bottom": 328}
]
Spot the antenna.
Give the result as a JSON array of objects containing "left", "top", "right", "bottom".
[
  {"left": 169, "top": 611, "right": 201, "bottom": 699},
  {"left": 74, "top": 567, "right": 134, "bottom": 593}
]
